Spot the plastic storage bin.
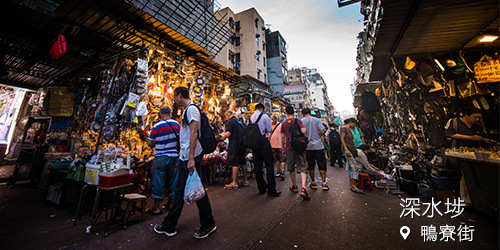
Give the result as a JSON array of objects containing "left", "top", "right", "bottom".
[{"left": 98, "top": 173, "right": 133, "bottom": 188}]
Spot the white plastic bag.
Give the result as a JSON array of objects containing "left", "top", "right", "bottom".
[{"left": 184, "top": 170, "right": 205, "bottom": 205}]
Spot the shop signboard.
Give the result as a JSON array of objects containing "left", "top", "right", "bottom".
[
  {"left": 286, "top": 94, "right": 305, "bottom": 103},
  {"left": 474, "top": 58, "right": 500, "bottom": 84}
]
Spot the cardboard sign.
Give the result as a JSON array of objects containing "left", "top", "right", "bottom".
[{"left": 474, "top": 59, "right": 500, "bottom": 84}]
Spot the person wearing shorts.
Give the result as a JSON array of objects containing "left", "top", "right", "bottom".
[
  {"left": 270, "top": 114, "right": 286, "bottom": 180},
  {"left": 301, "top": 108, "right": 328, "bottom": 191},
  {"left": 340, "top": 118, "right": 363, "bottom": 194},
  {"left": 221, "top": 110, "right": 248, "bottom": 189},
  {"left": 281, "top": 105, "right": 310, "bottom": 200}
]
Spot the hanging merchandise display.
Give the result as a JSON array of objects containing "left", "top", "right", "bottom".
[{"left": 63, "top": 44, "right": 237, "bottom": 186}]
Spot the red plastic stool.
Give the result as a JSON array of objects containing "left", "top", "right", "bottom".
[{"left": 358, "top": 173, "right": 373, "bottom": 191}]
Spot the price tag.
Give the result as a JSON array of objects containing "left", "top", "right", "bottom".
[{"left": 128, "top": 102, "right": 137, "bottom": 108}]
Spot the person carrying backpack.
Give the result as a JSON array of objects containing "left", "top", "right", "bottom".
[
  {"left": 248, "top": 103, "right": 281, "bottom": 197},
  {"left": 154, "top": 87, "right": 216, "bottom": 239},
  {"left": 280, "top": 105, "right": 310, "bottom": 200},
  {"left": 220, "top": 110, "right": 249, "bottom": 189},
  {"left": 328, "top": 123, "right": 344, "bottom": 168}
]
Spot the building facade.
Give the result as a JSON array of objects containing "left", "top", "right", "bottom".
[
  {"left": 214, "top": 7, "right": 268, "bottom": 82},
  {"left": 283, "top": 68, "right": 311, "bottom": 111},
  {"left": 265, "top": 29, "right": 288, "bottom": 95}
]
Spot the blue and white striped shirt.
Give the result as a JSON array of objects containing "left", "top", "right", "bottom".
[{"left": 148, "top": 119, "right": 180, "bottom": 157}]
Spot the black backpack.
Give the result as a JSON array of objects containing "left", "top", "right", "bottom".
[
  {"left": 329, "top": 129, "right": 341, "bottom": 147},
  {"left": 289, "top": 118, "right": 308, "bottom": 153},
  {"left": 235, "top": 118, "right": 247, "bottom": 149},
  {"left": 245, "top": 113, "right": 264, "bottom": 149},
  {"left": 184, "top": 104, "right": 217, "bottom": 154}
]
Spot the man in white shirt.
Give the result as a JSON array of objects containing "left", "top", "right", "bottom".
[
  {"left": 355, "top": 144, "right": 384, "bottom": 180},
  {"left": 154, "top": 87, "right": 216, "bottom": 239},
  {"left": 250, "top": 104, "right": 281, "bottom": 197}
]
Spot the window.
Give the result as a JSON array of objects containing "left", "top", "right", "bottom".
[
  {"left": 299, "top": 103, "right": 303, "bottom": 109},
  {"left": 264, "top": 73, "right": 267, "bottom": 83},
  {"left": 235, "top": 53, "right": 240, "bottom": 62},
  {"left": 229, "top": 36, "right": 234, "bottom": 45},
  {"left": 263, "top": 57, "right": 266, "bottom": 66},
  {"left": 229, "top": 17, "right": 234, "bottom": 29},
  {"left": 255, "top": 18, "right": 259, "bottom": 28},
  {"left": 235, "top": 37, "right": 240, "bottom": 46},
  {"left": 256, "top": 36, "right": 259, "bottom": 46},
  {"left": 262, "top": 27, "right": 265, "bottom": 35},
  {"left": 263, "top": 41, "right": 266, "bottom": 51},
  {"left": 228, "top": 50, "right": 235, "bottom": 63},
  {"left": 256, "top": 54, "right": 260, "bottom": 61},
  {"left": 235, "top": 21, "right": 240, "bottom": 31},
  {"left": 257, "top": 72, "right": 261, "bottom": 80}
]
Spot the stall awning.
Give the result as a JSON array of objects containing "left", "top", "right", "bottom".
[
  {"left": 369, "top": 0, "right": 499, "bottom": 81},
  {"left": 0, "top": 0, "right": 233, "bottom": 89}
]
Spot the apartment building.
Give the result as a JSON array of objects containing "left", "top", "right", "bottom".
[
  {"left": 265, "top": 29, "right": 288, "bottom": 95},
  {"left": 214, "top": 7, "right": 268, "bottom": 82}
]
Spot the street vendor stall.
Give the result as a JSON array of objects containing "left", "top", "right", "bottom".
[{"left": 353, "top": 0, "right": 500, "bottom": 220}]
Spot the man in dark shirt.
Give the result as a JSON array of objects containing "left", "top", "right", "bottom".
[
  {"left": 221, "top": 110, "right": 248, "bottom": 189},
  {"left": 445, "top": 108, "right": 495, "bottom": 148}
]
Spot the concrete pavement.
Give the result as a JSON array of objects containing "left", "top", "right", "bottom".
[{"left": 0, "top": 166, "right": 498, "bottom": 250}]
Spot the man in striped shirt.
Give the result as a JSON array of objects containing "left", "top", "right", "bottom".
[{"left": 147, "top": 107, "right": 180, "bottom": 215}]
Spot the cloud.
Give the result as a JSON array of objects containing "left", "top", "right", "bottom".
[{"left": 218, "top": 0, "right": 362, "bottom": 113}]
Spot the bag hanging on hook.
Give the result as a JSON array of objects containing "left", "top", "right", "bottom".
[{"left": 50, "top": 34, "right": 67, "bottom": 59}]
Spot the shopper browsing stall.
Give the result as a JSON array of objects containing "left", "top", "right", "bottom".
[
  {"left": 154, "top": 87, "right": 216, "bottom": 239},
  {"left": 340, "top": 118, "right": 363, "bottom": 194},
  {"left": 146, "top": 107, "right": 180, "bottom": 215},
  {"left": 221, "top": 110, "right": 249, "bottom": 189}
]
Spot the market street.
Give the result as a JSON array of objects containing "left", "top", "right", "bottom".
[{"left": 0, "top": 166, "right": 497, "bottom": 250}]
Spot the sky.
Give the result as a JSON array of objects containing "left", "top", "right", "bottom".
[{"left": 217, "top": 0, "right": 363, "bottom": 114}]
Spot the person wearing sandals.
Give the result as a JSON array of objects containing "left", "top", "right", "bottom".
[
  {"left": 221, "top": 110, "right": 249, "bottom": 189},
  {"left": 340, "top": 118, "right": 364, "bottom": 194},
  {"left": 146, "top": 107, "right": 180, "bottom": 215}
]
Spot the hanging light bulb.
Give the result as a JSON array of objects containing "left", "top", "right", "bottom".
[
  {"left": 167, "top": 86, "right": 173, "bottom": 94},
  {"left": 149, "top": 77, "right": 155, "bottom": 83}
]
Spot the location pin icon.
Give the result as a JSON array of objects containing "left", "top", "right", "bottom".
[{"left": 400, "top": 226, "right": 410, "bottom": 240}]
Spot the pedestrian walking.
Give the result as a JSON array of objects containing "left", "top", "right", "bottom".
[
  {"left": 270, "top": 114, "right": 286, "bottom": 180},
  {"left": 154, "top": 87, "right": 216, "bottom": 239},
  {"left": 328, "top": 123, "right": 344, "bottom": 168},
  {"left": 221, "top": 110, "right": 249, "bottom": 189},
  {"left": 249, "top": 104, "right": 281, "bottom": 197},
  {"left": 301, "top": 108, "right": 328, "bottom": 190},
  {"left": 340, "top": 118, "right": 364, "bottom": 194},
  {"left": 146, "top": 107, "right": 180, "bottom": 215},
  {"left": 281, "top": 105, "right": 310, "bottom": 200}
]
